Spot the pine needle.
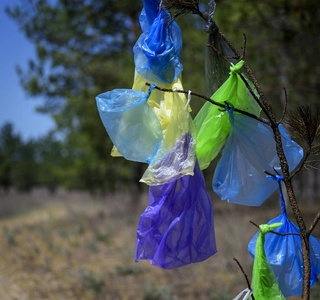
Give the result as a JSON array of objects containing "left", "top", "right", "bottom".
[
  {"left": 285, "top": 105, "right": 320, "bottom": 154},
  {"left": 160, "top": 0, "right": 202, "bottom": 20}
]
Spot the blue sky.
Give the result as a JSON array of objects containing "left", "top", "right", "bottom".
[{"left": 0, "top": 0, "right": 55, "bottom": 141}]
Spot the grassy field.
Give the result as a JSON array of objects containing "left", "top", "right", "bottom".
[{"left": 0, "top": 189, "right": 319, "bottom": 300}]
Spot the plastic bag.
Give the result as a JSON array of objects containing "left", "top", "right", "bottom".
[
  {"left": 140, "top": 87, "right": 196, "bottom": 185},
  {"left": 194, "top": 60, "right": 261, "bottom": 170},
  {"left": 136, "top": 161, "right": 217, "bottom": 269},
  {"left": 139, "top": 0, "right": 160, "bottom": 32},
  {"left": 248, "top": 176, "right": 320, "bottom": 297},
  {"left": 134, "top": 10, "right": 183, "bottom": 84},
  {"left": 203, "top": 0, "right": 237, "bottom": 97},
  {"left": 252, "top": 223, "right": 286, "bottom": 300},
  {"left": 96, "top": 84, "right": 163, "bottom": 163},
  {"left": 212, "top": 103, "right": 303, "bottom": 206},
  {"left": 110, "top": 71, "right": 191, "bottom": 158}
]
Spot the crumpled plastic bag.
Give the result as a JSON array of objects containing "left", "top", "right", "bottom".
[
  {"left": 212, "top": 103, "right": 303, "bottom": 206},
  {"left": 248, "top": 175, "right": 320, "bottom": 297},
  {"left": 252, "top": 223, "right": 286, "bottom": 300},
  {"left": 194, "top": 60, "right": 261, "bottom": 170},
  {"left": 140, "top": 82, "right": 196, "bottom": 185},
  {"left": 139, "top": 0, "right": 160, "bottom": 32},
  {"left": 135, "top": 161, "right": 217, "bottom": 269},
  {"left": 134, "top": 9, "right": 183, "bottom": 84},
  {"left": 96, "top": 84, "right": 163, "bottom": 163},
  {"left": 203, "top": 0, "right": 237, "bottom": 97}
]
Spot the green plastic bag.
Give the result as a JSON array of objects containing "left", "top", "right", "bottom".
[
  {"left": 194, "top": 60, "right": 261, "bottom": 170},
  {"left": 252, "top": 223, "right": 286, "bottom": 300}
]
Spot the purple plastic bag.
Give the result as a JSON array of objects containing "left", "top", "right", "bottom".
[{"left": 136, "top": 161, "right": 217, "bottom": 269}]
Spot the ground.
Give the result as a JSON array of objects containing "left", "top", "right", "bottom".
[{"left": 0, "top": 189, "right": 319, "bottom": 300}]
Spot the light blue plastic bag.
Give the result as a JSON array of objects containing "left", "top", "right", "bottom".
[
  {"left": 248, "top": 175, "right": 320, "bottom": 297},
  {"left": 96, "top": 84, "right": 163, "bottom": 163},
  {"left": 134, "top": 10, "right": 183, "bottom": 84},
  {"left": 212, "top": 103, "right": 303, "bottom": 206}
]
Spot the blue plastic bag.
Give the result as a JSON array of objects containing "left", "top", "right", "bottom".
[
  {"left": 248, "top": 176, "right": 320, "bottom": 297},
  {"left": 212, "top": 103, "right": 303, "bottom": 206},
  {"left": 139, "top": 0, "right": 160, "bottom": 32},
  {"left": 136, "top": 161, "right": 217, "bottom": 269},
  {"left": 134, "top": 10, "right": 183, "bottom": 84},
  {"left": 96, "top": 84, "right": 163, "bottom": 163}
]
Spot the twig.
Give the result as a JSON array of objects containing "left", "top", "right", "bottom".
[
  {"left": 289, "top": 148, "right": 312, "bottom": 179},
  {"left": 207, "top": 43, "right": 232, "bottom": 66},
  {"left": 249, "top": 221, "right": 301, "bottom": 236},
  {"left": 145, "top": 82, "right": 270, "bottom": 125},
  {"left": 308, "top": 211, "right": 320, "bottom": 236},
  {"left": 233, "top": 258, "right": 255, "bottom": 300},
  {"left": 278, "top": 87, "right": 288, "bottom": 124},
  {"left": 242, "top": 33, "right": 247, "bottom": 59},
  {"left": 263, "top": 170, "right": 276, "bottom": 178}
]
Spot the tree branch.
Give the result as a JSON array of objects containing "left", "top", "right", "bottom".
[
  {"left": 233, "top": 258, "right": 255, "bottom": 300},
  {"left": 278, "top": 87, "right": 288, "bottom": 124},
  {"left": 289, "top": 148, "right": 312, "bottom": 179},
  {"left": 308, "top": 211, "right": 320, "bottom": 236},
  {"left": 249, "top": 221, "right": 301, "bottom": 236},
  {"left": 145, "top": 82, "right": 270, "bottom": 125}
]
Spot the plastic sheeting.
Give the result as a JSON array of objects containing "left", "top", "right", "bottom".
[
  {"left": 96, "top": 84, "right": 163, "bottom": 163},
  {"left": 252, "top": 223, "right": 286, "bottom": 300},
  {"left": 203, "top": 0, "right": 236, "bottom": 97},
  {"left": 140, "top": 85, "right": 196, "bottom": 185},
  {"left": 212, "top": 104, "right": 303, "bottom": 206},
  {"left": 136, "top": 161, "right": 217, "bottom": 269},
  {"left": 248, "top": 176, "right": 320, "bottom": 297},
  {"left": 194, "top": 60, "right": 261, "bottom": 170},
  {"left": 134, "top": 10, "right": 183, "bottom": 84}
]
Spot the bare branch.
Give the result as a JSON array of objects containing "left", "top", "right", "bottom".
[
  {"left": 145, "top": 82, "right": 270, "bottom": 125},
  {"left": 242, "top": 33, "right": 247, "bottom": 59},
  {"left": 278, "top": 87, "right": 288, "bottom": 124},
  {"left": 289, "top": 148, "right": 312, "bottom": 179},
  {"left": 308, "top": 211, "right": 320, "bottom": 236},
  {"left": 207, "top": 43, "right": 232, "bottom": 66},
  {"left": 233, "top": 258, "right": 255, "bottom": 300},
  {"left": 249, "top": 221, "right": 301, "bottom": 236}
]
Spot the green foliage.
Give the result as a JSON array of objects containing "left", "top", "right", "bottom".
[
  {"left": 143, "top": 284, "right": 176, "bottom": 300},
  {"left": 77, "top": 267, "right": 105, "bottom": 293}
]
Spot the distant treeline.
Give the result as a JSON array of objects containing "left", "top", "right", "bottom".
[{"left": 0, "top": 122, "right": 136, "bottom": 194}]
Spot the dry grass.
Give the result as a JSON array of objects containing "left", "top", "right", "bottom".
[{"left": 0, "top": 189, "right": 319, "bottom": 300}]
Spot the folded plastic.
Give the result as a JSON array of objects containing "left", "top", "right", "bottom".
[
  {"left": 134, "top": 10, "right": 183, "bottom": 84},
  {"left": 96, "top": 85, "right": 163, "bottom": 163},
  {"left": 139, "top": 0, "right": 160, "bottom": 32},
  {"left": 248, "top": 176, "right": 320, "bottom": 297},
  {"left": 136, "top": 161, "right": 217, "bottom": 269},
  {"left": 212, "top": 105, "right": 303, "bottom": 206},
  {"left": 252, "top": 223, "right": 286, "bottom": 300},
  {"left": 140, "top": 81, "right": 196, "bottom": 186},
  {"left": 194, "top": 60, "right": 261, "bottom": 170}
]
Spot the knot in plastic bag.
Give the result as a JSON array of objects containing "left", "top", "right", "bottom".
[
  {"left": 230, "top": 60, "right": 244, "bottom": 75},
  {"left": 259, "top": 223, "right": 283, "bottom": 235}
]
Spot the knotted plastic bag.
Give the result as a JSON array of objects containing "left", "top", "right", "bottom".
[
  {"left": 248, "top": 176, "right": 320, "bottom": 297},
  {"left": 134, "top": 10, "right": 183, "bottom": 84},
  {"left": 194, "top": 60, "right": 261, "bottom": 170},
  {"left": 139, "top": 0, "right": 160, "bottom": 32},
  {"left": 212, "top": 103, "right": 303, "bottom": 206},
  {"left": 140, "top": 87, "right": 196, "bottom": 185},
  {"left": 136, "top": 161, "right": 217, "bottom": 269},
  {"left": 203, "top": 0, "right": 236, "bottom": 97},
  {"left": 252, "top": 223, "right": 286, "bottom": 300},
  {"left": 96, "top": 84, "right": 163, "bottom": 163}
]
